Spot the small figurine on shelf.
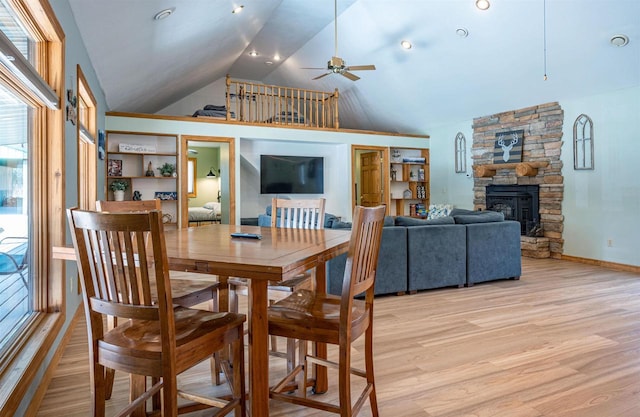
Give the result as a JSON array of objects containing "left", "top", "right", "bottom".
[
  {"left": 145, "top": 162, "right": 155, "bottom": 177},
  {"left": 132, "top": 190, "right": 142, "bottom": 201},
  {"left": 391, "top": 169, "right": 397, "bottom": 181}
]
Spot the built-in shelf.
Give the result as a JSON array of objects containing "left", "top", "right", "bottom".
[{"left": 473, "top": 161, "right": 549, "bottom": 178}]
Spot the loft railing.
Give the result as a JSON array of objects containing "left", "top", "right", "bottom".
[{"left": 225, "top": 75, "right": 339, "bottom": 129}]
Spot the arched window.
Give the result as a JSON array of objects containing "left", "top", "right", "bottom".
[
  {"left": 455, "top": 132, "right": 466, "bottom": 173},
  {"left": 573, "top": 114, "right": 594, "bottom": 170}
]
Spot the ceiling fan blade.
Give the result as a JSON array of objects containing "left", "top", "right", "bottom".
[
  {"left": 341, "top": 71, "right": 360, "bottom": 81},
  {"left": 345, "top": 64, "right": 376, "bottom": 71},
  {"left": 313, "top": 72, "right": 332, "bottom": 80}
]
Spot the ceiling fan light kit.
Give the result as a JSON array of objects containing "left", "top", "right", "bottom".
[{"left": 304, "top": 0, "right": 377, "bottom": 81}]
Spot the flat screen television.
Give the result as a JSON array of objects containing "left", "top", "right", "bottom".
[{"left": 260, "top": 155, "right": 324, "bottom": 194}]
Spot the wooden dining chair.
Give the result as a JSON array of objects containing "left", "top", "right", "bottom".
[
  {"left": 268, "top": 205, "right": 386, "bottom": 417},
  {"left": 96, "top": 199, "right": 223, "bottom": 396},
  {"left": 67, "top": 208, "right": 246, "bottom": 417},
  {"left": 229, "top": 197, "right": 326, "bottom": 370},
  {"left": 96, "top": 200, "right": 220, "bottom": 311}
]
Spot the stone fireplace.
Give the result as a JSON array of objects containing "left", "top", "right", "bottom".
[{"left": 472, "top": 102, "right": 564, "bottom": 259}]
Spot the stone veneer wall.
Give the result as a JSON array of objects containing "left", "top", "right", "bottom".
[{"left": 471, "top": 102, "right": 564, "bottom": 258}]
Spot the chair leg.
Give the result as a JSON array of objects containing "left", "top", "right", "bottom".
[
  {"left": 232, "top": 329, "right": 246, "bottom": 417},
  {"left": 365, "top": 325, "right": 379, "bottom": 417},
  {"left": 104, "top": 368, "right": 115, "bottom": 400},
  {"left": 286, "top": 338, "right": 297, "bottom": 372},
  {"left": 339, "top": 344, "right": 352, "bottom": 417},
  {"left": 130, "top": 374, "right": 148, "bottom": 417},
  {"left": 92, "top": 362, "right": 106, "bottom": 417}
]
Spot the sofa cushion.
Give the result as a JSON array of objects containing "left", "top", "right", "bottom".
[
  {"left": 395, "top": 216, "right": 455, "bottom": 226},
  {"left": 328, "top": 226, "right": 407, "bottom": 296},
  {"left": 331, "top": 220, "right": 352, "bottom": 229},
  {"left": 453, "top": 211, "right": 504, "bottom": 224}
]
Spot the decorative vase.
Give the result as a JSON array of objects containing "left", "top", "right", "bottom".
[{"left": 114, "top": 190, "right": 125, "bottom": 201}]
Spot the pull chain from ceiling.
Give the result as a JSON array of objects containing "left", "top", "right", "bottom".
[{"left": 543, "top": 0, "right": 548, "bottom": 81}]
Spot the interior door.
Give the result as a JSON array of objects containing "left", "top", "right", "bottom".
[{"left": 359, "top": 151, "right": 382, "bottom": 207}]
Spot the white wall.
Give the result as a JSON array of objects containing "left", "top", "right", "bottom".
[
  {"left": 561, "top": 86, "right": 640, "bottom": 266},
  {"left": 429, "top": 85, "right": 640, "bottom": 267},
  {"left": 428, "top": 120, "right": 475, "bottom": 209},
  {"left": 240, "top": 140, "right": 349, "bottom": 219}
]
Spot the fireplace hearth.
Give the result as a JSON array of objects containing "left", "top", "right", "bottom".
[{"left": 486, "top": 185, "right": 539, "bottom": 235}]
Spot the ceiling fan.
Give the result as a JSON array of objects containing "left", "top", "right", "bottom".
[{"left": 303, "top": 0, "right": 376, "bottom": 81}]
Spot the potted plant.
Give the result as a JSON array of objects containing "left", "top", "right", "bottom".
[
  {"left": 110, "top": 179, "right": 128, "bottom": 201},
  {"left": 158, "top": 163, "right": 175, "bottom": 177}
]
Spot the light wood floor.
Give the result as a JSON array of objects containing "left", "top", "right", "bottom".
[{"left": 37, "top": 257, "right": 640, "bottom": 416}]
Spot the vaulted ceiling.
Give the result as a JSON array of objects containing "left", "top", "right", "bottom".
[{"left": 67, "top": 0, "right": 639, "bottom": 134}]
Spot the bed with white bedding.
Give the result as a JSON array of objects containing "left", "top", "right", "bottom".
[{"left": 188, "top": 202, "right": 221, "bottom": 225}]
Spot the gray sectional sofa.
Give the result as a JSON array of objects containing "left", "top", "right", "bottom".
[{"left": 327, "top": 209, "right": 522, "bottom": 296}]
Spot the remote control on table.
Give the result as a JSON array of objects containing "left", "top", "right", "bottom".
[{"left": 230, "top": 232, "right": 262, "bottom": 240}]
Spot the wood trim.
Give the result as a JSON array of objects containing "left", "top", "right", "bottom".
[
  {"left": 105, "top": 111, "right": 430, "bottom": 139},
  {"left": 0, "top": 313, "right": 63, "bottom": 415},
  {"left": 561, "top": 254, "right": 640, "bottom": 274}
]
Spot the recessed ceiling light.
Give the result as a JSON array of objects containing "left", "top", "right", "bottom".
[
  {"left": 248, "top": 51, "right": 259, "bottom": 57},
  {"left": 456, "top": 27, "right": 469, "bottom": 38},
  {"left": 610, "top": 34, "right": 629, "bottom": 47},
  {"left": 265, "top": 61, "right": 273, "bottom": 65},
  {"left": 232, "top": 5, "right": 244, "bottom": 14},
  {"left": 273, "top": 54, "right": 281, "bottom": 61},
  {"left": 153, "top": 7, "right": 175, "bottom": 20},
  {"left": 400, "top": 40, "right": 412, "bottom": 50},
  {"left": 476, "top": 0, "right": 490, "bottom": 10}
]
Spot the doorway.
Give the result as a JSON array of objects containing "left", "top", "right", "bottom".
[
  {"left": 351, "top": 145, "right": 389, "bottom": 214},
  {"left": 181, "top": 135, "right": 236, "bottom": 227}
]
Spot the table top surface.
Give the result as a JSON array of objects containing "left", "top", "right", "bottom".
[{"left": 163, "top": 224, "right": 351, "bottom": 280}]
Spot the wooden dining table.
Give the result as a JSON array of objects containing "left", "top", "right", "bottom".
[{"left": 56, "top": 223, "right": 351, "bottom": 416}]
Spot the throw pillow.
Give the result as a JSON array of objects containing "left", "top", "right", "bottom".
[{"left": 427, "top": 204, "right": 453, "bottom": 219}]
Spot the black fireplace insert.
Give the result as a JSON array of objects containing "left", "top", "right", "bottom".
[{"left": 486, "top": 185, "right": 539, "bottom": 235}]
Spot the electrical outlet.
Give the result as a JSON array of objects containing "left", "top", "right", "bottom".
[{"left": 607, "top": 239, "right": 613, "bottom": 247}]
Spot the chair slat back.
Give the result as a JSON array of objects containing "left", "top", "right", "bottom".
[
  {"left": 340, "top": 205, "right": 386, "bottom": 311},
  {"left": 96, "top": 199, "right": 162, "bottom": 213},
  {"left": 271, "top": 198, "right": 326, "bottom": 229},
  {"left": 67, "top": 209, "right": 172, "bottom": 325}
]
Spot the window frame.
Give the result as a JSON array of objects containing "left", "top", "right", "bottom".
[
  {"left": 187, "top": 157, "right": 197, "bottom": 198},
  {"left": 0, "top": 0, "right": 65, "bottom": 413},
  {"left": 77, "top": 65, "right": 97, "bottom": 211}
]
